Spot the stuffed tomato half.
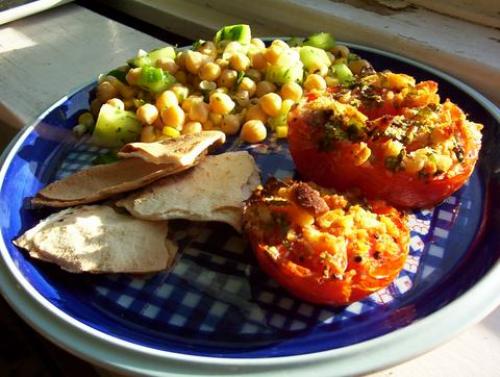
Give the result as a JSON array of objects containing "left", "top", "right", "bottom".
[
  {"left": 288, "top": 71, "right": 483, "bottom": 208},
  {"left": 243, "top": 178, "right": 409, "bottom": 305}
]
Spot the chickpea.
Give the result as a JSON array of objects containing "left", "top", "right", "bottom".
[
  {"left": 215, "top": 87, "right": 229, "bottom": 94},
  {"left": 209, "top": 112, "right": 223, "bottom": 126},
  {"left": 199, "top": 61, "right": 222, "bottom": 81},
  {"left": 280, "top": 82, "right": 303, "bottom": 102},
  {"left": 199, "top": 80, "right": 217, "bottom": 93},
  {"left": 245, "top": 104, "right": 268, "bottom": 123},
  {"left": 126, "top": 68, "right": 141, "bottom": 86},
  {"left": 106, "top": 98, "right": 125, "bottom": 110},
  {"left": 198, "top": 41, "right": 217, "bottom": 59},
  {"left": 332, "top": 45, "right": 350, "bottom": 59},
  {"left": 209, "top": 92, "right": 235, "bottom": 114},
  {"left": 156, "top": 58, "right": 178, "bottom": 74},
  {"left": 182, "top": 121, "right": 203, "bottom": 135},
  {"left": 220, "top": 114, "right": 242, "bottom": 135},
  {"left": 264, "top": 45, "right": 283, "bottom": 65},
  {"left": 174, "top": 70, "right": 188, "bottom": 84},
  {"left": 120, "top": 85, "right": 136, "bottom": 99},
  {"left": 215, "top": 58, "right": 229, "bottom": 70},
  {"left": 105, "top": 76, "right": 134, "bottom": 99},
  {"left": 181, "top": 95, "right": 203, "bottom": 112},
  {"left": 217, "top": 69, "right": 238, "bottom": 89},
  {"left": 349, "top": 59, "right": 372, "bottom": 75},
  {"left": 141, "top": 125, "right": 157, "bottom": 143},
  {"left": 251, "top": 38, "right": 266, "bottom": 50},
  {"left": 229, "top": 53, "right": 251, "bottom": 71},
  {"left": 170, "top": 84, "right": 189, "bottom": 102},
  {"left": 188, "top": 100, "right": 209, "bottom": 123},
  {"left": 259, "top": 93, "right": 282, "bottom": 117},
  {"left": 245, "top": 68, "right": 262, "bottom": 82},
  {"left": 271, "top": 39, "right": 289, "bottom": 50},
  {"left": 96, "top": 81, "right": 118, "bottom": 102},
  {"left": 255, "top": 80, "right": 277, "bottom": 98},
  {"left": 224, "top": 41, "right": 243, "bottom": 53},
  {"left": 160, "top": 105, "right": 185, "bottom": 129},
  {"left": 175, "top": 51, "right": 187, "bottom": 68},
  {"left": 241, "top": 120, "right": 267, "bottom": 143},
  {"left": 238, "top": 77, "right": 256, "bottom": 97},
  {"left": 248, "top": 51, "right": 266, "bottom": 71},
  {"left": 156, "top": 90, "right": 178, "bottom": 110},
  {"left": 304, "top": 74, "right": 327, "bottom": 92},
  {"left": 234, "top": 90, "right": 250, "bottom": 107},
  {"left": 136, "top": 103, "right": 159, "bottom": 125}
]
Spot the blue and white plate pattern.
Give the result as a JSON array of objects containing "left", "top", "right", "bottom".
[{"left": 0, "top": 45, "right": 499, "bottom": 375}]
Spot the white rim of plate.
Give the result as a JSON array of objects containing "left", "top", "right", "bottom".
[{"left": 0, "top": 42, "right": 499, "bottom": 377}]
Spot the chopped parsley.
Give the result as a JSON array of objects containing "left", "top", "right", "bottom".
[
  {"left": 359, "top": 84, "right": 383, "bottom": 107},
  {"left": 384, "top": 151, "right": 404, "bottom": 171},
  {"left": 192, "top": 39, "right": 205, "bottom": 50},
  {"left": 318, "top": 118, "right": 347, "bottom": 151}
]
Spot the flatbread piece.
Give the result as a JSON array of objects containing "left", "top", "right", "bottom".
[
  {"left": 14, "top": 205, "right": 177, "bottom": 273},
  {"left": 116, "top": 151, "right": 261, "bottom": 231},
  {"left": 118, "top": 130, "right": 225, "bottom": 165}
]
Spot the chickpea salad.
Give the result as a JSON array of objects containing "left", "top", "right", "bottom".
[{"left": 73, "top": 24, "right": 372, "bottom": 153}]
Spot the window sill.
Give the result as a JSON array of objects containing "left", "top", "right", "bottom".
[{"left": 105, "top": 0, "right": 500, "bottom": 105}]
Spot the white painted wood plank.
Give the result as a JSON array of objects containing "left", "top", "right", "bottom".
[{"left": 0, "top": 3, "right": 164, "bottom": 129}]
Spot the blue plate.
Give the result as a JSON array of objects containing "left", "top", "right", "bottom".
[{"left": 0, "top": 44, "right": 499, "bottom": 376}]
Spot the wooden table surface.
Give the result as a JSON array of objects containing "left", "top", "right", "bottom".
[{"left": 0, "top": 3, "right": 498, "bottom": 377}]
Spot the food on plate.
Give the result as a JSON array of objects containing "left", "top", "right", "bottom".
[
  {"left": 118, "top": 130, "right": 225, "bottom": 164},
  {"left": 74, "top": 25, "right": 370, "bottom": 146},
  {"left": 117, "top": 151, "right": 261, "bottom": 232},
  {"left": 242, "top": 178, "right": 409, "bottom": 305},
  {"left": 15, "top": 26, "right": 484, "bottom": 309},
  {"left": 288, "top": 80, "right": 483, "bottom": 208},
  {"left": 14, "top": 205, "right": 177, "bottom": 273},
  {"left": 32, "top": 131, "right": 225, "bottom": 207}
]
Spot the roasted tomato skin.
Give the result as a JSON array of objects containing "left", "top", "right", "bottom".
[
  {"left": 243, "top": 180, "right": 409, "bottom": 306},
  {"left": 251, "top": 240, "right": 353, "bottom": 305},
  {"left": 288, "top": 98, "right": 482, "bottom": 209}
]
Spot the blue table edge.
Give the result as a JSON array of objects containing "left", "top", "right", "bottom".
[{"left": 0, "top": 43, "right": 499, "bottom": 377}]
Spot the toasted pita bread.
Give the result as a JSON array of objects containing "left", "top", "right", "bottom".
[
  {"left": 14, "top": 205, "right": 177, "bottom": 273},
  {"left": 32, "top": 157, "right": 198, "bottom": 208},
  {"left": 116, "top": 151, "right": 261, "bottom": 232},
  {"left": 118, "top": 130, "right": 225, "bottom": 165}
]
